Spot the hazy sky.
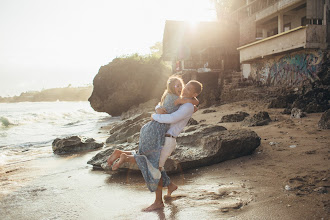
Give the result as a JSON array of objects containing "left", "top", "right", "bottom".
[{"left": 0, "top": 0, "right": 216, "bottom": 97}]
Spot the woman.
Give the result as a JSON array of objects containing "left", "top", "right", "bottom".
[{"left": 108, "top": 76, "right": 197, "bottom": 192}]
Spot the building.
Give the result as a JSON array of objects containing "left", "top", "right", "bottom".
[
  {"left": 162, "top": 20, "right": 240, "bottom": 76},
  {"left": 232, "top": 0, "right": 330, "bottom": 85}
]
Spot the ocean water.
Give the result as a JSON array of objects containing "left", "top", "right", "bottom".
[{"left": 0, "top": 101, "right": 116, "bottom": 165}]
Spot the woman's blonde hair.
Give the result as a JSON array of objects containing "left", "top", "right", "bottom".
[{"left": 160, "top": 76, "right": 184, "bottom": 105}]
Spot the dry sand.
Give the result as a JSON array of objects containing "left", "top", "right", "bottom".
[{"left": 0, "top": 100, "right": 329, "bottom": 220}]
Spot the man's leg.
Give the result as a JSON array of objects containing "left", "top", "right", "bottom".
[
  {"left": 107, "top": 149, "right": 133, "bottom": 166},
  {"left": 159, "top": 137, "right": 178, "bottom": 197},
  {"left": 112, "top": 153, "right": 136, "bottom": 170},
  {"left": 143, "top": 172, "right": 164, "bottom": 211}
]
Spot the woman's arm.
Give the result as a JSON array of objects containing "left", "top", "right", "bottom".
[{"left": 174, "top": 97, "right": 199, "bottom": 106}]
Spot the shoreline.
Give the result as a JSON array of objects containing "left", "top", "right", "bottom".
[{"left": 1, "top": 100, "right": 329, "bottom": 219}]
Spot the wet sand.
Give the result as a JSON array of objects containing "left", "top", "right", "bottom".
[{"left": 0, "top": 100, "right": 329, "bottom": 219}]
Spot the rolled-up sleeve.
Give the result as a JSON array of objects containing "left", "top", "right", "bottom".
[{"left": 152, "top": 103, "right": 194, "bottom": 124}]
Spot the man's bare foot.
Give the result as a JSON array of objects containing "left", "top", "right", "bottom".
[
  {"left": 107, "top": 149, "right": 121, "bottom": 166},
  {"left": 164, "top": 183, "right": 178, "bottom": 199},
  {"left": 112, "top": 153, "right": 127, "bottom": 170},
  {"left": 142, "top": 202, "right": 164, "bottom": 212}
]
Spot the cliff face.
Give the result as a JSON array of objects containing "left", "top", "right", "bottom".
[{"left": 88, "top": 56, "right": 171, "bottom": 116}]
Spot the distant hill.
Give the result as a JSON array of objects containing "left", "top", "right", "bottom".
[{"left": 0, "top": 86, "right": 93, "bottom": 103}]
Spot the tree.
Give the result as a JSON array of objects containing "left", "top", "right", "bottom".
[{"left": 150, "top": 42, "right": 163, "bottom": 58}]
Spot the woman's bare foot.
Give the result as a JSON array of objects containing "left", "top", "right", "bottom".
[
  {"left": 112, "top": 153, "right": 127, "bottom": 170},
  {"left": 142, "top": 202, "right": 164, "bottom": 212},
  {"left": 164, "top": 183, "right": 178, "bottom": 199},
  {"left": 107, "top": 149, "right": 122, "bottom": 166}
]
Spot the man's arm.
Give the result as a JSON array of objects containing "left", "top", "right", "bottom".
[{"left": 152, "top": 103, "right": 194, "bottom": 124}]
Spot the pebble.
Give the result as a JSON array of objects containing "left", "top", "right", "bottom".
[
  {"left": 285, "top": 185, "right": 292, "bottom": 191},
  {"left": 289, "top": 145, "right": 296, "bottom": 148}
]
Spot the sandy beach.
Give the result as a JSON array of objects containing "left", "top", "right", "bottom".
[{"left": 0, "top": 99, "right": 329, "bottom": 220}]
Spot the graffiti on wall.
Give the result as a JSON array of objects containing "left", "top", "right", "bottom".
[{"left": 251, "top": 50, "right": 324, "bottom": 85}]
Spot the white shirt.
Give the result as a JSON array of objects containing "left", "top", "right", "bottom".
[{"left": 152, "top": 103, "right": 194, "bottom": 137}]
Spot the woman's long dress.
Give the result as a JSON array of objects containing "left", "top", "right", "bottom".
[{"left": 133, "top": 93, "right": 179, "bottom": 192}]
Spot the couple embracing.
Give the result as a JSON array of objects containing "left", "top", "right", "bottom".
[{"left": 107, "top": 76, "right": 203, "bottom": 211}]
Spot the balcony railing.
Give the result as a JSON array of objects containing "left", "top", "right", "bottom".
[{"left": 237, "top": 25, "right": 327, "bottom": 63}]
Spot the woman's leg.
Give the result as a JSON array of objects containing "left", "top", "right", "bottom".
[
  {"left": 112, "top": 153, "right": 136, "bottom": 170},
  {"left": 107, "top": 149, "right": 133, "bottom": 166}
]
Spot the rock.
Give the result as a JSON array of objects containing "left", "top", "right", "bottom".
[
  {"left": 314, "top": 187, "right": 327, "bottom": 194},
  {"left": 318, "top": 109, "right": 330, "bottom": 129},
  {"left": 202, "top": 109, "right": 216, "bottom": 114},
  {"left": 290, "top": 108, "right": 306, "bottom": 118},
  {"left": 241, "top": 111, "right": 271, "bottom": 127},
  {"left": 88, "top": 56, "right": 170, "bottom": 116},
  {"left": 87, "top": 125, "right": 261, "bottom": 173},
  {"left": 164, "top": 126, "right": 260, "bottom": 173},
  {"left": 187, "top": 118, "right": 198, "bottom": 126},
  {"left": 52, "top": 136, "right": 103, "bottom": 155},
  {"left": 106, "top": 112, "right": 150, "bottom": 144},
  {"left": 268, "top": 93, "right": 298, "bottom": 109},
  {"left": 220, "top": 111, "right": 249, "bottom": 123}
]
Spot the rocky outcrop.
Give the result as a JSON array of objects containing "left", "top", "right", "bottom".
[
  {"left": 318, "top": 110, "right": 330, "bottom": 129},
  {"left": 106, "top": 112, "right": 151, "bottom": 144},
  {"left": 87, "top": 125, "right": 261, "bottom": 173},
  {"left": 268, "top": 84, "right": 330, "bottom": 114},
  {"left": 220, "top": 111, "right": 249, "bottom": 123},
  {"left": 88, "top": 56, "right": 171, "bottom": 116},
  {"left": 242, "top": 111, "right": 271, "bottom": 127},
  {"left": 52, "top": 136, "right": 103, "bottom": 155}
]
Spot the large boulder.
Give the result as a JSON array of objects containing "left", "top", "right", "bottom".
[
  {"left": 165, "top": 126, "right": 260, "bottom": 173},
  {"left": 88, "top": 55, "right": 171, "bottom": 116},
  {"left": 87, "top": 125, "right": 261, "bottom": 173},
  {"left": 52, "top": 136, "right": 103, "bottom": 155},
  {"left": 318, "top": 109, "right": 330, "bottom": 129}
]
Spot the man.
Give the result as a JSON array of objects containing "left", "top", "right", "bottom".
[
  {"left": 108, "top": 80, "right": 203, "bottom": 212},
  {"left": 146, "top": 80, "right": 203, "bottom": 211}
]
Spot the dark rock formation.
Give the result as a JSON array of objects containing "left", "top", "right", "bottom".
[
  {"left": 268, "top": 84, "right": 330, "bottom": 114},
  {"left": 202, "top": 109, "right": 217, "bottom": 114},
  {"left": 241, "top": 111, "right": 271, "bottom": 127},
  {"left": 318, "top": 110, "right": 330, "bottom": 129},
  {"left": 89, "top": 56, "right": 171, "bottom": 116},
  {"left": 52, "top": 136, "right": 103, "bottom": 155},
  {"left": 87, "top": 125, "right": 261, "bottom": 173},
  {"left": 219, "top": 111, "right": 249, "bottom": 123},
  {"left": 187, "top": 118, "right": 198, "bottom": 126},
  {"left": 268, "top": 92, "right": 298, "bottom": 109}
]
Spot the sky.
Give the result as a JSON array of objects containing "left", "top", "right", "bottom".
[{"left": 0, "top": 0, "right": 217, "bottom": 97}]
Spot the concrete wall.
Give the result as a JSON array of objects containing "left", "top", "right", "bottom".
[{"left": 249, "top": 49, "right": 325, "bottom": 85}]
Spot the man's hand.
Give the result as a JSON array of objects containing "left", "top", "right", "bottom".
[{"left": 156, "top": 107, "right": 167, "bottom": 114}]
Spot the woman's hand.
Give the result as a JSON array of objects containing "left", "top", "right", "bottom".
[{"left": 156, "top": 107, "right": 167, "bottom": 114}]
